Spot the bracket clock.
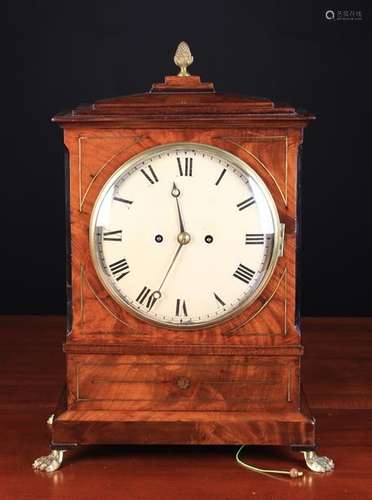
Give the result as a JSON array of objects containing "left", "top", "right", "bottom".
[{"left": 34, "top": 42, "right": 334, "bottom": 475}]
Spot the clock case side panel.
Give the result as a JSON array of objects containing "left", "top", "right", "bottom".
[
  {"left": 295, "top": 143, "right": 304, "bottom": 331},
  {"left": 64, "top": 146, "right": 72, "bottom": 336},
  {"left": 63, "top": 130, "right": 85, "bottom": 342}
]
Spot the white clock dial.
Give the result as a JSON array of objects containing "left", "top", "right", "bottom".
[{"left": 90, "top": 143, "right": 281, "bottom": 328}]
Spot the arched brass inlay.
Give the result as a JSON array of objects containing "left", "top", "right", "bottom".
[
  {"left": 78, "top": 136, "right": 145, "bottom": 211},
  {"left": 80, "top": 266, "right": 135, "bottom": 331},
  {"left": 219, "top": 136, "right": 288, "bottom": 206},
  {"left": 80, "top": 141, "right": 287, "bottom": 336},
  {"left": 84, "top": 271, "right": 134, "bottom": 330},
  {"left": 222, "top": 267, "right": 287, "bottom": 337}
]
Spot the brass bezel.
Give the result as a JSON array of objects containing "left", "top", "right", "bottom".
[{"left": 89, "top": 142, "right": 282, "bottom": 330}]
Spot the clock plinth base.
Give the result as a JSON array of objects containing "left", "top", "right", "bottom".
[
  {"left": 50, "top": 389, "right": 315, "bottom": 448},
  {"left": 33, "top": 387, "right": 335, "bottom": 474},
  {"left": 51, "top": 409, "right": 315, "bottom": 446}
]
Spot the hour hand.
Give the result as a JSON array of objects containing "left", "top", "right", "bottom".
[{"left": 172, "top": 182, "right": 185, "bottom": 233}]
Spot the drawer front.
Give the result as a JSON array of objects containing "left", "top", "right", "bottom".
[{"left": 70, "top": 355, "right": 298, "bottom": 411}]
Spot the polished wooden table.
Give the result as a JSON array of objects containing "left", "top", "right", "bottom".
[{"left": 1, "top": 317, "right": 371, "bottom": 499}]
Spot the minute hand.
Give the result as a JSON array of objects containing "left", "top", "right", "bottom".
[{"left": 172, "top": 182, "right": 186, "bottom": 233}]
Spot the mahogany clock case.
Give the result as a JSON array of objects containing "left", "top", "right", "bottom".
[{"left": 48, "top": 75, "right": 317, "bottom": 449}]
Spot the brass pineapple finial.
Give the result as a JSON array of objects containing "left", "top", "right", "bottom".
[{"left": 174, "top": 41, "right": 193, "bottom": 77}]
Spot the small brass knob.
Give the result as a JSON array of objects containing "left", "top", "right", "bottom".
[
  {"left": 177, "top": 231, "right": 191, "bottom": 245},
  {"left": 176, "top": 376, "right": 191, "bottom": 389}
]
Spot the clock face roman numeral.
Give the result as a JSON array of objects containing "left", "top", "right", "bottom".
[
  {"left": 237, "top": 197, "right": 255, "bottom": 211},
  {"left": 214, "top": 292, "right": 226, "bottom": 307},
  {"left": 113, "top": 196, "right": 133, "bottom": 205},
  {"left": 245, "top": 233, "right": 264, "bottom": 245},
  {"left": 136, "top": 286, "right": 159, "bottom": 310},
  {"left": 109, "top": 258, "right": 130, "bottom": 281},
  {"left": 103, "top": 230, "right": 122, "bottom": 241},
  {"left": 215, "top": 168, "right": 227, "bottom": 186},
  {"left": 177, "top": 157, "right": 193, "bottom": 176},
  {"left": 140, "top": 165, "right": 159, "bottom": 185},
  {"left": 233, "top": 264, "right": 255, "bottom": 284},
  {"left": 176, "top": 299, "right": 188, "bottom": 317}
]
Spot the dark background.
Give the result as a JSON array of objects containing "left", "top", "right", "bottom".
[{"left": 3, "top": 1, "right": 371, "bottom": 316}]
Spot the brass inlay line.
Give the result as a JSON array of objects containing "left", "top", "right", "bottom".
[
  {"left": 76, "top": 364, "right": 80, "bottom": 401},
  {"left": 77, "top": 397, "right": 283, "bottom": 403},
  {"left": 79, "top": 362, "right": 282, "bottom": 367},
  {"left": 285, "top": 136, "right": 288, "bottom": 204},
  {"left": 78, "top": 135, "right": 144, "bottom": 212},
  {"left": 219, "top": 136, "right": 288, "bottom": 206},
  {"left": 220, "top": 135, "right": 286, "bottom": 142},
  {"left": 80, "top": 264, "right": 85, "bottom": 327},
  {"left": 284, "top": 267, "right": 288, "bottom": 335},
  {"left": 90, "top": 379, "right": 276, "bottom": 385},
  {"left": 78, "top": 136, "right": 82, "bottom": 211},
  {"left": 71, "top": 407, "right": 278, "bottom": 413}
]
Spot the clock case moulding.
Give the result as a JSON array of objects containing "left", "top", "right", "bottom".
[{"left": 41, "top": 67, "right": 329, "bottom": 470}]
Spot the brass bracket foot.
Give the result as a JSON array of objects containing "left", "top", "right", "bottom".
[
  {"left": 303, "top": 451, "right": 335, "bottom": 473},
  {"left": 33, "top": 449, "right": 65, "bottom": 472},
  {"left": 33, "top": 413, "right": 66, "bottom": 472}
]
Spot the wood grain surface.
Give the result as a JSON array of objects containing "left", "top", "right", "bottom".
[{"left": 0, "top": 316, "right": 371, "bottom": 499}]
